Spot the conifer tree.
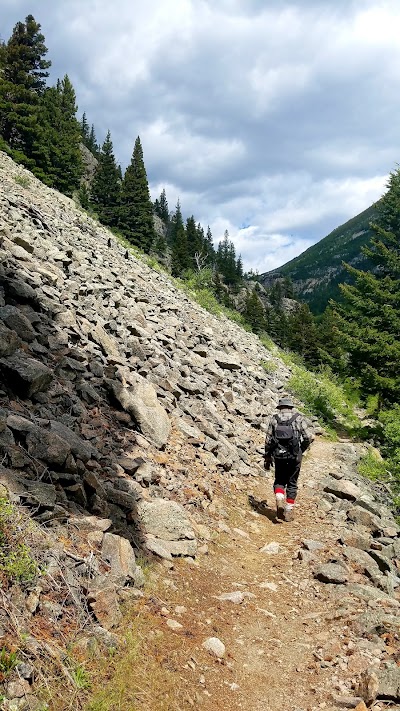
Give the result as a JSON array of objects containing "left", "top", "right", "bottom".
[
  {"left": 33, "top": 75, "right": 82, "bottom": 194},
  {"left": 333, "top": 168, "right": 400, "bottom": 405},
  {"left": 243, "top": 289, "right": 266, "bottom": 332},
  {"left": 120, "top": 136, "right": 155, "bottom": 252},
  {"left": 154, "top": 188, "right": 169, "bottom": 223},
  {"left": 170, "top": 200, "right": 189, "bottom": 276},
  {"left": 80, "top": 112, "right": 90, "bottom": 146},
  {"left": 91, "top": 130, "right": 121, "bottom": 226},
  {"left": 0, "top": 15, "right": 50, "bottom": 161}
]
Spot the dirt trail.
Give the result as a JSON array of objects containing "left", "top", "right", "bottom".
[{"left": 134, "top": 440, "right": 361, "bottom": 711}]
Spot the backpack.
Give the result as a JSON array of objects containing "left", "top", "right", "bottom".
[{"left": 272, "top": 413, "right": 301, "bottom": 460}]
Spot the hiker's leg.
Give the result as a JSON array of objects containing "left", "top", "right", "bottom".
[
  {"left": 273, "top": 460, "right": 289, "bottom": 498},
  {"left": 286, "top": 459, "right": 301, "bottom": 502},
  {"left": 273, "top": 460, "right": 289, "bottom": 520}
]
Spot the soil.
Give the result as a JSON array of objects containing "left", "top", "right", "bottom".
[{"left": 129, "top": 440, "right": 367, "bottom": 711}]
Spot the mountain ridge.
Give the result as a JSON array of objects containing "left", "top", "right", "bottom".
[{"left": 259, "top": 202, "right": 379, "bottom": 314}]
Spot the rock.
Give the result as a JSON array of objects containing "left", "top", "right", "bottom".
[
  {"left": 111, "top": 378, "right": 171, "bottom": 448},
  {"left": 49, "top": 421, "right": 93, "bottom": 462},
  {"left": 6, "top": 679, "right": 31, "bottom": 698},
  {"left": 323, "top": 478, "right": 362, "bottom": 501},
  {"left": 356, "top": 668, "right": 379, "bottom": 705},
  {"left": 0, "top": 305, "right": 36, "bottom": 341},
  {"left": 144, "top": 538, "right": 173, "bottom": 561},
  {"left": 137, "top": 499, "right": 195, "bottom": 541},
  {"left": 347, "top": 506, "right": 381, "bottom": 533},
  {"left": 212, "top": 352, "right": 241, "bottom": 370},
  {"left": 87, "top": 586, "right": 122, "bottom": 630},
  {"left": 202, "top": 637, "right": 225, "bottom": 658},
  {"left": 26, "top": 428, "right": 71, "bottom": 466},
  {"left": 0, "top": 352, "right": 53, "bottom": 396},
  {"left": 302, "top": 539, "right": 324, "bottom": 552},
  {"left": 101, "top": 533, "right": 137, "bottom": 586},
  {"left": 259, "top": 542, "right": 281, "bottom": 554},
  {"left": 215, "top": 591, "right": 244, "bottom": 604},
  {"left": 377, "top": 663, "right": 400, "bottom": 700},
  {"left": 314, "top": 563, "right": 349, "bottom": 584},
  {"left": 90, "top": 322, "right": 120, "bottom": 358},
  {"left": 166, "top": 619, "right": 183, "bottom": 631},
  {"left": 0, "top": 321, "right": 21, "bottom": 357}
]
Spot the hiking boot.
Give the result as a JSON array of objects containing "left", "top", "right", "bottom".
[
  {"left": 276, "top": 497, "right": 285, "bottom": 521},
  {"left": 284, "top": 507, "right": 294, "bottom": 522}
]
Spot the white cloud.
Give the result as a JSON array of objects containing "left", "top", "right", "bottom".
[{"left": 3, "top": 0, "right": 400, "bottom": 274}]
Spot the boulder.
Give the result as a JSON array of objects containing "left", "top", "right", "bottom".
[
  {"left": 111, "top": 378, "right": 171, "bottom": 448},
  {"left": 137, "top": 499, "right": 195, "bottom": 541},
  {"left": 0, "top": 305, "right": 36, "bottom": 341},
  {"left": 0, "top": 351, "right": 53, "bottom": 397},
  {"left": 314, "top": 563, "right": 349, "bottom": 584},
  {"left": 101, "top": 532, "right": 138, "bottom": 586}
]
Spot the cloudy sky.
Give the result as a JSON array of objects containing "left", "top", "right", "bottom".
[{"left": 2, "top": 1, "right": 399, "bottom": 272}]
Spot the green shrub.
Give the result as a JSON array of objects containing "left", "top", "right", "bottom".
[
  {"left": 0, "top": 498, "right": 41, "bottom": 585},
  {"left": 14, "top": 174, "right": 30, "bottom": 188},
  {"left": 358, "top": 450, "right": 388, "bottom": 482},
  {"left": 288, "top": 363, "right": 359, "bottom": 434},
  {"left": 0, "top": 646, "right": 19, "bottom": 675}
]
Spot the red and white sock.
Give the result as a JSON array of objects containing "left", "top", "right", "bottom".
[
  {"left": 275, "top": 487, "right": 285, "bottom": 503},
  {"left": 285, "top": 498, "right": 295, "bottom": 510}
]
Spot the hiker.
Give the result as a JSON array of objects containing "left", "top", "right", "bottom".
[{"left": 264, "top": 397, "right": 313, "bottom": 522}]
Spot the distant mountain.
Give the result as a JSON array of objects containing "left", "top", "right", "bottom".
[{"left": 259, "top": 203, "right": 379, "bottom": 314}]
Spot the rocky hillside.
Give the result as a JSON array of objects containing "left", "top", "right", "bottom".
[
  {"left": 260, "top": 203, "right": 378, "bottom": 314},
  {"left": 0, "top": 151, "right": 292, "bottom": 706}
]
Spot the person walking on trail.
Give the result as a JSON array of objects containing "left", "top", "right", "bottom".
[{"left": 264, "top": 397, "right": 314, "bottom": 522}]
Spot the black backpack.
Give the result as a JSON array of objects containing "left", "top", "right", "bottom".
[{"left": 272, "top": 413, "right": 301, "bottom": 460}]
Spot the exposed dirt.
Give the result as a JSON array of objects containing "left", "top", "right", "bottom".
[{"left": 126, "top": 440, "right": 365, "bottom": 711}]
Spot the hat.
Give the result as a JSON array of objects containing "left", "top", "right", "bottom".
[{"left": 277, "top": 397, "right": 295, "bottom": 409}]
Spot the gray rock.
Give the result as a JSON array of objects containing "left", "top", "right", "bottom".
[
  {"left": 0, "top": 305, "right": 36, "bottom": 341},
  {"left": 377, "top": 663, "right": 400, "bottom": 700},
  {"left": 0, "top": 351, "right": 53, "bottom": 396},
  {"left": 49, "top": 420, "right": 93, "bottom": 462},
  {"left": 0, "top": 321, "right": 21, "bottom": 357},
  {"left": 314, "top": 563, "right": 349, "bottom": 584},
  {"left": 110, "top": 377, "right": 171, "bottom": 448},
  {"left": 26, "top": 428, "right": 71, "bottom": 466},
  {"left": 137, "top": 499, "right": 195, "bottom": 541},
  {"left": 202, "top": 637, "right": 225, "bottom": 658},
  {"left": 101, "top": 533, "right": 137, "bottom": 586},
  {"left": 323, "top": 478, "right": 362, "bottom": 501}
]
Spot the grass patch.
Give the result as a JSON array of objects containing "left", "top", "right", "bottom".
[
  {"left": 287, "top": 363, "right": 360, "bottom": 435},
  {"left": 0, "top": 497, "right": 42, "bottom": 586},
  {"left": 84, "top": 609, "right": 190, "bottom": 711},
  {"left": 14, "top": 174, "right": 30, "bottom": 188},
  {"left": 358, "top": 450, "right": 388, "bottom": 482}
]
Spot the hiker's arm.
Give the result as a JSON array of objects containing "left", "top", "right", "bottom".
[
  {"left": 299, "top": 418, "right": 314, "bottom": 452},
  {"left": 264, "top": 418, "right": 275, "bottom": 468}
]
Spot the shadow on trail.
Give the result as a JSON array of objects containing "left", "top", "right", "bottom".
[{"left": 248, "top": 494, "right": 280, "bottom": 523}]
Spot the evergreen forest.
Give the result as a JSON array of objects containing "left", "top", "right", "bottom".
[{"left": 1, "top": 15, "right": 400, "bottom": 499}]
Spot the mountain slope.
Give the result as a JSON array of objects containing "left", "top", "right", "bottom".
[{"left": 260, "top": 203, "right": 379, "bottom": 314}]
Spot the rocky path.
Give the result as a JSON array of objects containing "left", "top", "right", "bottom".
[{"left": 129, "top": 440, "right": 399, "bottom": 711}]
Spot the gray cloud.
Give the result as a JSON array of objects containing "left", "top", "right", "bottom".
[{"left": 2, "top": 1, "right": 398, "bottom": 271}]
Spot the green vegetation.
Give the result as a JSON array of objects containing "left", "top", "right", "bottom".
[
  {"left": 14, "top": 174, "right": 30, "bottom": 188},
  {"left": 0, "top": 646, "right": 19, "bottom": 676},
  {"left": 0, "top": 497, "right": 41, "bottom": 585},
  {"left": 287, "top": 363, "right": 360, "bottom": 435}
]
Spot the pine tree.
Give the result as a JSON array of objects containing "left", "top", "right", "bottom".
[
  {"left": 333, "top": 168, "right": 400, "bottom": 405},
  {"left": 0, "top": 15, "right": 50, "bottom": 161},
  {"left": 91, "top": 130, "right": 121, "bottom": 226},
  {"left": 170, "top": 200, "right": 189, "bottom": 276},
  {"left": 33, "top": 75, "right": 83, "bottom": 194},
  {"left": 154, "top": 188, "right": 169, "bottom": 223},
  {"left": 80, "top": 112, "right": 90, "bottom": 146},
  {"left": 120, "top": 136, "right": 155, "bottom": 252},
  {"left": 243, "top": 289, "right": 266, "bottom": 332}
]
